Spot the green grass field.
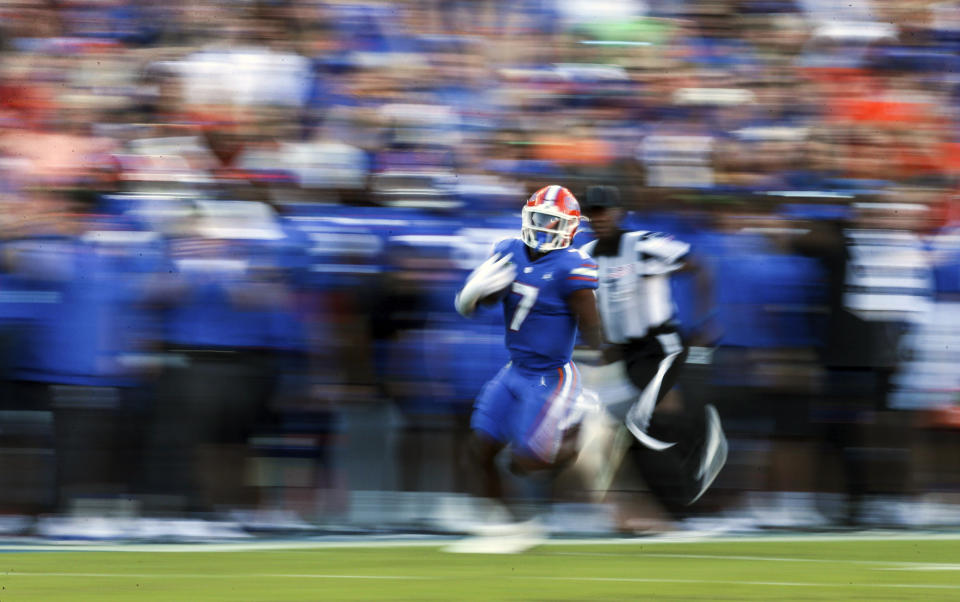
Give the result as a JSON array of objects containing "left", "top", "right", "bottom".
[{"left": 0, "top": 534, "right": 959, "bottom": 601}]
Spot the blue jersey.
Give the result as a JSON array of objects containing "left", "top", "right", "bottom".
[{"left": 492, "top": 238, "right": 598, "bottom": 371}]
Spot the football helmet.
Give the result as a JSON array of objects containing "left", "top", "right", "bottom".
[{"left": 521, "top": 185, "right": 582, "bottom": 251}]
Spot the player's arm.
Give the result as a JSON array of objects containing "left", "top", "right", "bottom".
[
  {"left": 569, "top": 288, "right": 603, "bottom": 350},
  {"left": 637, "top": 233, "right": 690, "bottom": 274},
  {"left": 565, "top": 247, "right": 603, "bottom": 350},
  {"left": 454, "top": 252, "right": 516, "bottom": 318}
]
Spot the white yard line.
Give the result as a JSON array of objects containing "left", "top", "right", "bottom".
[
  {"left": 522, "top": 576, "right": 960, "bottom": 590},
  {"left": 547, "top": 531, "right": 960, "bottom": 546},
  {"left": 549, "top": 551, "right": 960, "bottom": 571},
  {"left": 881, "top": 565, "right": 960, "bottom": 571}
]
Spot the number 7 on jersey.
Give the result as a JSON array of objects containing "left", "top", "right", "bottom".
[{"left": 509, "top": 282, "right": 539, "bottom": 331}]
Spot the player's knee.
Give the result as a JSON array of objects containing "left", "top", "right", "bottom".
[
  {"left": 508, "top": 453, "right": 551, "bottom": 476},
  {"left": 510, "top": 427, "right": 580, "bottom": 476},
  {"left": 551, "top": 426, "right": 581, "bottom": 470}
]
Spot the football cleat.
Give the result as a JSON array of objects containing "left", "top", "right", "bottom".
[
  {"left": 521, "top": 185, "right": 582, "bottom": 251},
  {"left": 443, "top": 518, "right": 546, "bottom": 554}
]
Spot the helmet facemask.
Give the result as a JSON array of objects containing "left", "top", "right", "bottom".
[{"left": 521, "top": 205, "right": 579, "bottom": 251}]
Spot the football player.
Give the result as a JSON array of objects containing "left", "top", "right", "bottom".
[
  {"left": 449, "top": 185, "right": 603, "bottom": 552},
  {"left": 581, "top": 185, "right": 727, "bottom": 514}
]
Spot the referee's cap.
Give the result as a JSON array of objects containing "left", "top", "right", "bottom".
[{"left": 583, "top": 185, "right": 621, "bottom": 211}]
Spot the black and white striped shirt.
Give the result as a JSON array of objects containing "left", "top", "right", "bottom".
[{"left": 583, "top": 231, "right": 689, "bottom": 343}]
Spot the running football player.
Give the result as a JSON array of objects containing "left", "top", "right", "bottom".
[{"left": 449, "top": 185, "right": 602, "bottom": 551}]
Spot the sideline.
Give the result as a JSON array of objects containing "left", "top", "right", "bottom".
[{"left": 0, "top": 530, "right": 959, "bottom": 553}]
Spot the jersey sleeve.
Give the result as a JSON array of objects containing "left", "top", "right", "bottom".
[
  {"left": 491, "top": 238, "right": 515, "bottom": 258},
  {"left": 635, "top": 233, "right": 689, "bottom": 273},
  {"left": 561, "top": 247, "right": 599, "bottom": 295}
]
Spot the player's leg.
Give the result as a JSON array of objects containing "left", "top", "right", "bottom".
[
  {"left": 622, "top": 333, "right": 687, "bottom": 448},
  {"left": 575, "top": 358, "right": 641, "bottom": 500},
  {"left": 624, "top": 333, "right": 727, "bottom": 508},
  {"left": 500, "top": 363, "right": 584, "bottom": 532},
  {"left": 466, "top": 431, "right": 507, "bottom": 501},
  {"left": 509, "top": 424, "right": 581, "bottom": 476},
  {"left": 644, "top": 340, "right": 727, "bottom": 506},
  {"left": 445, "top": 364, "right": 546, "bottom": 553},
  {"left": 512, "top": 361, "right": 584, "bottom": 471},
  {"left": 465, "top": 363, "right": 513, "bottom": 504},
  {"left": 503, "top": 361, "right": 586, "bottom": 516},
  {"left": 619, "top": 336, "right": 693, "bottom": 513}
]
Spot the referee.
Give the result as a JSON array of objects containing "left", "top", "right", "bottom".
[{"left": 582, "top": 185, "right": 727, "bottom": 512}]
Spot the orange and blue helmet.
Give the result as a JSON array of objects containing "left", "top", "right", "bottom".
[{"left": 521, "top": 185, "right": 582, "bottom": 251}]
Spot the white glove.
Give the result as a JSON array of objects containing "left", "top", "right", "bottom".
[{"left": 455, "top": 252, "right": 516, "bottom": 317}]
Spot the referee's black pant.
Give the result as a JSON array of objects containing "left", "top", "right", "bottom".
[{"left": 621, "top": 330, "right": 708, "bottom": 516}]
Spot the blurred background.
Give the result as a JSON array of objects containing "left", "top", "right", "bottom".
[{"left": 0, "top": 0, "right": 959, "bottom": 540}]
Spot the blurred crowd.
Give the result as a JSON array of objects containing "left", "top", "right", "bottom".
[{"left": 1, "top": 0, "right": 960, "bottom": 536}]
